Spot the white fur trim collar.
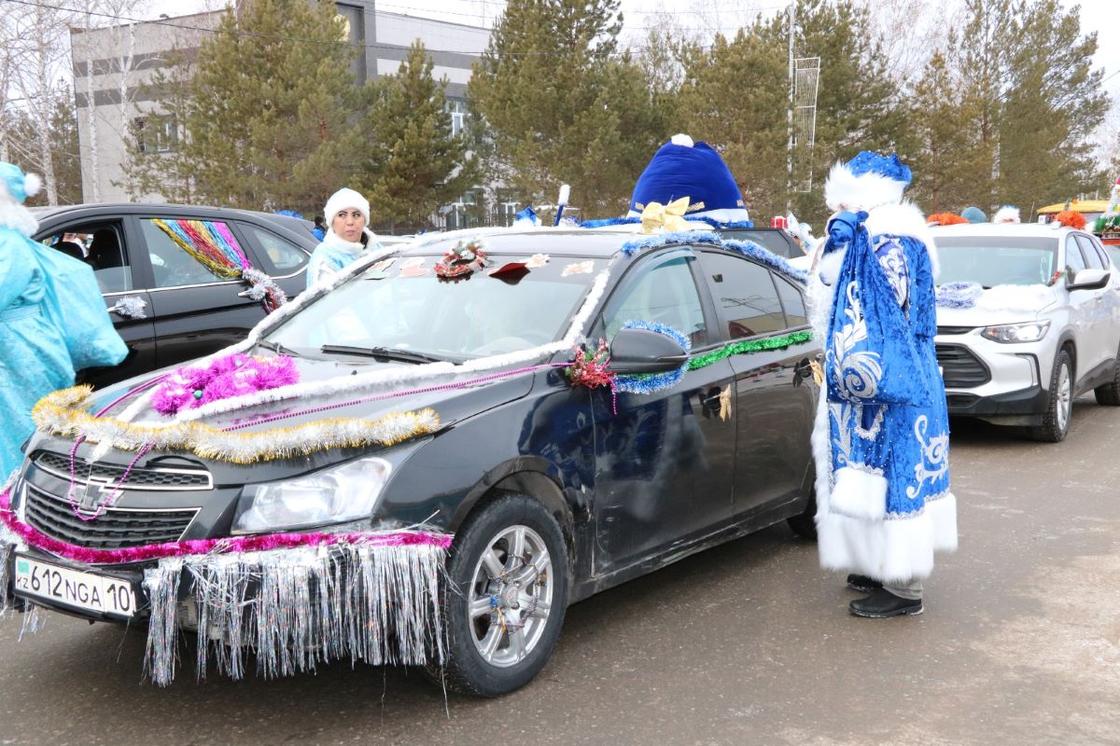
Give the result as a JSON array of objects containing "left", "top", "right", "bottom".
[
  {"left": 824, "top": 162, "right": 907, "bottom": 213},
  {"left": 865, "top": 201, "right": 940, "bottom": 279},
  {"left": 0, "top": 202, "right": 38, "bottom": 236}
]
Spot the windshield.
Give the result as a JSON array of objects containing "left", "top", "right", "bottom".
[
  {"left": 936, "top": 236, "right": 1058, "bottom": 287},
  {"left": 265, "top": 252, "right": 604, "bottom": 361}
]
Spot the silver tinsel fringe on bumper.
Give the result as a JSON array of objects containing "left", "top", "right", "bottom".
[{"left": 142, "top": 542, "right": 448, "bottom": 687}]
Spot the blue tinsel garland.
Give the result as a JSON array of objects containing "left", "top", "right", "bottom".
[
  {"left": 935, "top": 282, "right": 983, "bottom": 309},
  {"left": 614, "top": 320, "right": 692, "bottom": 395}
]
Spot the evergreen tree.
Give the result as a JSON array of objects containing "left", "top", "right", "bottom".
[
  {"left": 996, "top": 0, "right": 1107, "bottom": 210},
  {"left": 674, "top": 27, "right": 787, "bottom": 220},
  {"left": 469, "top": 0, "right": 667, "bottom": 216},
  {"left": 907, "top": 50, "right": 991, "bottom": 212},
  {"left": 179, "top": 0, "right": 361, "bottom": 214},
  {"left": 356, "top": 42, "right": 477, "bottom": 231}
]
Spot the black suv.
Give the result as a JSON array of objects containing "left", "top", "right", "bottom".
[{"left": 31, "top": 204, "right": 316, "bottom": 387}]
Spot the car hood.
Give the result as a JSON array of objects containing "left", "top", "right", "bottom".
[{"left": 935, "top": 283, "right": 1056, "bottom": 329}]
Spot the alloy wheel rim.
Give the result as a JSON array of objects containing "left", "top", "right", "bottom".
[
  {"left": 1057, "top": 363, "right": 1072, "bottom": 432},
  {"left": 467, "top": 525, "right": 554, "bottom": 668}
]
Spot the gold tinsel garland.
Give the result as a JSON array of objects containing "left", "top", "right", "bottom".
[{"left": 32, "top": 387, "right": 440, "bottom": 464}]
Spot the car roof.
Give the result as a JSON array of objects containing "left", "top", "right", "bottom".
[
  {"left": 930, "top": 223, "right": 1077, "bottom": 239},
  {"left": 406, "top": 226, "right": 647, "bottom": 259}
]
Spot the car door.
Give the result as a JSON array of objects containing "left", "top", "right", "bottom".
[
  {"left": 588, "top": 248, "right": 737, "bottom": 574},
  {"left": 36, "top": 218, "right": 156, "bottom": 387},
  {"left": 1062, "top": 235, "right": 1101, "bottom": 375},
  {"left": 1075, "top": 234, "right": 1115, "bottom": 372},
  {"left": 127, "top": 214, "right": 268, "bottom": 370},
  {"left": 235, "top": 220, "right": 311, "bottom": 300},
  {"left": 1086, "top": 235, "right": 1120, "bottom": 361},
  {"left": 696, "top": 250, "right": 816, "bottom": 515}
]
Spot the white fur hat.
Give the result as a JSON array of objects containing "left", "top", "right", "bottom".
[{"left": 323, "top": 187, "right": 370, "bottom": 224}]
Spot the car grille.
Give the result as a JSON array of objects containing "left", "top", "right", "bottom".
[
  {"left": 936, "top": 344, "right": 991, "bottom": 388},
  {"left": 936, "top": 326, "right": 975, "bottom": 335},
  {"left": 34, "top": 451, "right": 212, "bottom": 491},
  {"left": 22, "top": 483, "right": 199, "bottom": 550}
]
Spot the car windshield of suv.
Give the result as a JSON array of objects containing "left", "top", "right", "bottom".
[
  {"left": 264, "top": 253, "right": 603, "bottom": 362},
  {"left": 936, "top": 236, "right": 1058, "bottom": 287}
]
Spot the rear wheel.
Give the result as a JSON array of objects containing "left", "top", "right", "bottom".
[
  {"left": 433, "top": 494, "right": 569, "bottom": 697},
  {"left": 1093, "top": 346, "right": 1120, "bottom": 406},
  {"left": 787, "top": 490, "right": 817, "bottom": 540},
  {"left": 1031, "top": 350, "right": 1074, "bottom": 443}
]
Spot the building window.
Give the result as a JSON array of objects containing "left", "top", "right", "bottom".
[
  {"left": 447, "top": 99, "right": 467, "bottom": 137},
  {"left": 133, "top": 114, "right": 178, "bottom": 154}
]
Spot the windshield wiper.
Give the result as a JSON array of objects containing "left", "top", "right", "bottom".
[
  {"left": 256, "top": 339, "right": 301, "bottom": 357},
  {"left": 319, "top": 344, "right": 445, "bottom": 364}
]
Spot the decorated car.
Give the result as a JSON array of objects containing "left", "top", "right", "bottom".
[
  {"left": 1, "top": 225, "right": 819, "bottom": 696},
  {"left": 933, "top": 221, "right": 1120, "bottom": 441}
]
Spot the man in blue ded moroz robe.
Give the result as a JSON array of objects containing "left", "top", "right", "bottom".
[
  {"left": 0, "top": 162, "right": 126, "bottom": 477},
  {"left": 808, "top": 152, "right": 957, "bottom": 617}
]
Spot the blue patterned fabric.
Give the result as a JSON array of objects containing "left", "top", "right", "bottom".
[
  {"left": 0, "top": 227, "right": 77, "bottom": 476},
  {"left": 825, "top": 227, "right": 950, "bottom": 518}
]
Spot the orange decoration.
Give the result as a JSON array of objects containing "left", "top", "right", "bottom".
[
  {"left": 1054, "top": 210, "right": 1087, "bottom": 230},
  {"left": 927, "top": 212, "right": 969, "bottom": 226}
]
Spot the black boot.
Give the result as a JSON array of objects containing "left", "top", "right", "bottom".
[
  {"left": 846, "top": 574, "right": 882, "bottom": 593},
  {"left": 849, "top": 588, "right": 923, "bottom": 618}
]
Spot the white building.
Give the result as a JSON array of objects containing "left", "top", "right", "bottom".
[{"left": 70, "top": 1, "right": 490, "bottom": 205}]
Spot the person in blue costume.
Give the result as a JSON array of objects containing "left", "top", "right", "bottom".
[
  {"left": 0, "top": 162, "right": 126, "bottom": 477},
  {"left": 628, "top": 134, "right": 751, "bottom": 224},
  {"left": 306, "top": 188, "right": 383, "bottom": 289},
  {"left": 807, "top": 151, "right": 957, "bottom": 618}
]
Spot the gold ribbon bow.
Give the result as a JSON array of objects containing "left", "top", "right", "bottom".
[{"left": 641, "top": 197, "right": 692, "bottom": 234}]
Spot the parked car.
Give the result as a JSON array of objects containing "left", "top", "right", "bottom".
[
  {"left": 30, "top": 203, "right": 316, "bottom": 388},
  {"left": 932, "top": 223, "right": 1120, "bottom": 441},
  {"left": 7, "top": 227, "right": 819, "bottom": 695}
]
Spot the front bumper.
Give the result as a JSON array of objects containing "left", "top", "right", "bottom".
[
  {"left": 945, "top": 385, "right": 1049, "bottom": 420},
  {"left": 937, "top": 329, "right": 1054, "bottom": 423}
]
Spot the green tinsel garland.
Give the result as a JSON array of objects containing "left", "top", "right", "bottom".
[{"left": 687, "top": 329, "right": 814, "bottom": 371}]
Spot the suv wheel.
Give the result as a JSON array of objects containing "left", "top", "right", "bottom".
[
  {"left": 434, "top": 494, "right": 569, "bottom": 697},
  {"left": 1031, "top": 349, "right": 1074, "bottom": 443},
  {"left": 1093, "top": 346, "right": 1120, "bottom": 406}
]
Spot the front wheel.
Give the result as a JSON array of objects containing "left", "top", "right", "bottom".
[
  {"left": 1094, "top": 345, "right": 1120, "bottom": 406},
  {"left": 435, "top": 494, "right": 569, "bottom": 697},
  {"left": 1030, "top": 349, "right": 1074, "bottom": 443}
]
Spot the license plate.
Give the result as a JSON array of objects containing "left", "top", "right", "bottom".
[{"left": 13, "top": 554, "right": 137, "bottom": 619}]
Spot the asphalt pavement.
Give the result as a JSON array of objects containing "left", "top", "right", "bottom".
[{"left": 3, "top": 398, "right": 1120, "bottom": 745}]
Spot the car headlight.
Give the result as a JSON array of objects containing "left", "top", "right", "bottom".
[
  {"left": 232, "top": 456, "right": 393, "bottom": 534},
  {"left": 980, "top": 320, "right": 1051, "bottom": 344}
]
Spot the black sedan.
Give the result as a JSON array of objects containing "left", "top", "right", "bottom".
[
  {"left": 5, "top": 227, "right": 819, "bottom": 696},
  {"left": 31, "top": 203, "right": 316, "bottom": 387}
]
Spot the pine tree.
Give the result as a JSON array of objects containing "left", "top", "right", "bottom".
[
  {"left": 995, "top": 0, "right": 1108, "bottom": 211},
  {"left": 355, "top": 42, "right": 477, "bottom": 231},
  {"left": 469, "top": 0, "right": 667, "bottom": 216},
  {"left": 674, "top": 27, "right": 787, "bottom": 221},
  {"left": 907, "top": 49, "right": 991, "bottom": 212},
  {"left": 179, "top": 0, "right": 361, "bottom": 214}
]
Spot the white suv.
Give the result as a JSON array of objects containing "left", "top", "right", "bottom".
[{"left": 932, "top": 223, "right": 1120, "bottom": 442}]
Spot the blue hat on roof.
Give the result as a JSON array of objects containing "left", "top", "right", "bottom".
[{"left": 628, "top": 134, "right": 750, "bottom": 223}]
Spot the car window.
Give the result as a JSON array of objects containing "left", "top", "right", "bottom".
[
  {"left": 717, "top": 229, "right": 800, "bottom": 258},
  {"left": 1065, "top": 237, "right": 1087, "bottom": 273},
  {"left": 1075, "top": 235, "right": 1103, "bottom": 270},
  {"left": 775, "top": 274, "right": 808, "bottom": 328},
  {"left": 242, "top": 224, "right": 309, "bottom": 275},
  {"left": 600, "top": 253, "right": 708, "bottom": 347},
  {"left": 140, "top": 217, "right": 248, "bottom": 288},
  {"left": 698, "top": 251, "right": 786, "bottom": 338},
  {"left": 41, "top": 222, "right": 131, "bottom": 293}
]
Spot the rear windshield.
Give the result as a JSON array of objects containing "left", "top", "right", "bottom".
[
  {"left": 717, "top": 229, "right": 801, "bottom": 259},
  {"left": 937, "top": 236, "right": 1058, "bottom": 287},
  {"left": 266, "top": 252, "right": 603, "bottom": 362}
]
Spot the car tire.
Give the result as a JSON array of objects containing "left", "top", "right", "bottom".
[
  {"left": 1030, "top": 349, "right": 1074, "bottom": 443},
  {"left": 432, "top": 494, "right": 569, "bottom": 697},
  {"left": 1093, "top": 350, "right": 1120, "bottom": 406},
  {"left": 787, "top": 491, "right": 817, "bottom": 540}
]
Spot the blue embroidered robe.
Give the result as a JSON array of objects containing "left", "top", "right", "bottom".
[{"left": 815, "top": 219, "right": 955, "bottom": 582}]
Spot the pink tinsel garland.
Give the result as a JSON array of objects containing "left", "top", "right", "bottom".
[
  {"left": 0, "top": 487, "right": 451, "bottom": 565},
  {"left": 152, "top": 353, "right": 299, "bottom": 416}
]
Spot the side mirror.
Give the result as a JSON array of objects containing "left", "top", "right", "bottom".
[
  {"left": 609, "top": 327, "right": 689, "bottom": 375},
  {"left": 1066, "top": 267, "right": 1110, "bottom": 291}
]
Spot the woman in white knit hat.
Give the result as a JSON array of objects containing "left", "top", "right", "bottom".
[{"left": 305, "top": 187, "right": 382, "bottom": 289}]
